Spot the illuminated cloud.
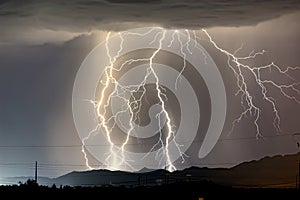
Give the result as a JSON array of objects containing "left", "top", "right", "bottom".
[{"left": 0, "top": 0, "right": 299, "bottom": 44}]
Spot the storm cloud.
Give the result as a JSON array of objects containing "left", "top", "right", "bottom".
[{"left": 1, "top": 0, "right": 300, "bottom": 44}]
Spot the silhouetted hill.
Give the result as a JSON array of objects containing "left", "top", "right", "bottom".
[
  {"left": 2, "top": 153, "right": 299, "bottom": 188},
  {"left": 53, "top": 153, "right": 299, "bottom": 188},
  {"left": 54, "top": 169, "right": 137, "bottom": 186}
]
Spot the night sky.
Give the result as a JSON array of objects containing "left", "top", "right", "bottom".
[{"left": 0, "top": 0, "right": 300, "bottom": 179}]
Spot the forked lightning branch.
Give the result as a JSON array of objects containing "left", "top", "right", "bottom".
[{"left": 72, "top": 27, "right": 300, "bottom": 172}]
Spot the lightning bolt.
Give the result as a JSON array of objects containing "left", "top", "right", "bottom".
[
  {"left": 201, "top": 29, "right": 300, "bottom": 138},
  {"left": 81, "top": 28, "right": 191, "bottom": 172},
  {"left": 80, "top": 27, "right": 300, "bottom": 172}
]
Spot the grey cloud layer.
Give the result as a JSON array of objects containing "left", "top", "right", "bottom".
[{"left": 0, "top": 0, "right": 300, "bottom": 44}]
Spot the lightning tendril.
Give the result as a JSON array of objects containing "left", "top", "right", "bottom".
[{"left": 80, "top": 28, "right": 300, "bottom": 172}]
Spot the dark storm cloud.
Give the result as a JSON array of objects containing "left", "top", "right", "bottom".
[
  {"left": 0, "top": 0, "right": 300, "bottom": 44},
  {"left": 106, "top": 0, "right": 162, "bottom": 3}
]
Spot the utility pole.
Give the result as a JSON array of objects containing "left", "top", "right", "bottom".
[
  {"left": 35, "top": 161, "right": 38, "bottom": 184},
  {"left": 293, "top": 133, "right": 300, "bottom": 190},
  {"left": 298, "top": 162, "right": 300, "bottom": 190}
]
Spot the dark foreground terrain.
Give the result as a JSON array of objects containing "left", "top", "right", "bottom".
[{"left": 0, "top": 179, "right": 298, "bottom": 200}]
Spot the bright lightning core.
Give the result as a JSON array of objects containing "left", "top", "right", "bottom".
[
  {"left": 86, "top": 29, "right": 184, "bottom": 172},
  {"left": 73, "top": 27, "right": 300, "bottom": 172}
]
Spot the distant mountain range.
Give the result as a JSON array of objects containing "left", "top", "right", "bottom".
[{"left": 2, "top": 153, "right": 299, "bottom": 188}]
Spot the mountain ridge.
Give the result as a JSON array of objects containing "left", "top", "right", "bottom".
[{"left": 1, "top": 152, "right": 299, "bottom": 188}]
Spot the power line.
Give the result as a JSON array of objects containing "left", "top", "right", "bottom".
[
  {"left": 1, "top": 159, "right": 299, "bottom": 168},
  {"left": 0, "top": 132, "right": 298, "bottom": 149}
]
